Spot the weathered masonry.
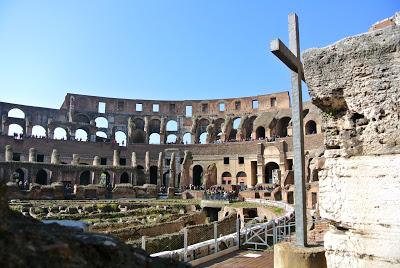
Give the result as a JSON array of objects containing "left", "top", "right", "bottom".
[{"left": 0, "top": 92, "right": 323, "bottom": 206}]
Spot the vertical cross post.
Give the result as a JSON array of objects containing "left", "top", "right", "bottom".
[{"left": 270, "top": 13, "right": 307, "bottom": 247}]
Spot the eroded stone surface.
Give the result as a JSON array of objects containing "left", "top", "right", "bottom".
[
  {"left": 303, "top": 25, "right": 400, "bottom": 157},
  {"left": 304, "top": 20, "right": 400, "bottom": 268}
]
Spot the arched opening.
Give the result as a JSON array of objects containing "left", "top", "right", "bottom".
[
  {"left": 149, "top": 119, "right": 161, "bottom": 134},
  {"left": 149, "top": 133, "right": 161, "bottom": 144},
  {"left": 214, "top": 118, "right": 225, "bottom": 141},
  {"left": 115, "top": 131, "right": 127, "bottom": 146},
  {"left": 150, "top": 166, "right": 158, "bottom": 184},
  {"left": 305, "top": 120, "right": 317, "bottom": 135},
  {"left": 166, "top": 120, "right": 178, "bottom": 131},
  {"left": 166, "top": 134, "right": 177, "bottom": 144},
  {"left": 221, "top": 172, "right": 232, "bottom": 185},
  {"left": 8, "top": 108, "right": 25, "bottom": 118},
  {"left": 79, "top": 171, "right": 91, "bottom": 185},
  {"left": 54, "top": 127, "right": 67, "bottom": 140},
  {"left": 8, "top": 124, "right": 23, "bottom": 137},
  {"left": 32, "top": 125, "right": 46, "bottom": 137},
  {"left": 133, "top": 118, "right": 145, "bottom": 131},
  {"left": 99, "top": 172, "right": 111, "bottom": 189},
  {"left": 233, "top": 117, "right": 241, "bottom": 129},
  {"left": 136, "top": 165, "right": 145, "bottom": 186},
  {"left": 74, "top": 114, "right": 90, "bottom": 124},
  {"left": 197, "top": 118, "right": 209, "bottom": 142},
  {"left": 244, "top": 116, "right": 257, "bottom": 140},
  {"left": 75, "top": 129, "right": 88, "bottom": 141},
  {"left": 95, "top": 117, "right": 108, "bottom": 128},
  {"left": 199, "top": 132, "right": 207, "bottom": 144},
  {"left": 236, "top": 171, "right": 247, "bottom": 189},
  {"left": 276, "top": 117, "right": 291, "bottom": 137},
  {"left": 265, "top": 162, "right": 280, "bottom": 184},
  {"left": 36, "top": 169, "right": 48, "bottom": 185},
  {"left": 183, "top": 133, "right": 192, "bottom": 144},
  {"left": 256, "top": 126, "right": 265, "bottom": 139},
  {"left": 96, "top": 131, "right": 108, "bottom": 142},
  {"left": 193, "top": 165, "right": 203, "bottom": 186},
  {"left": 120, "top": 172, "right": 129, "bottom": 184},
  {"left": 13, "top": 168, "right": 25, "bottom": 183}
]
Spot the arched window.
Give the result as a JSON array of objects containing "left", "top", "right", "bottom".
[
  {"left": 233, "top": 117, "right": 241, "bottom": 129},
  {"left": 199, "top": 132, "right": 207, "bottom": 144},
  {"left": 54, "top": 127, "right": 67, "bottom": 140},
  {"left": 305, "top": 120, "right": 317, "bottom": 135},
  {"left": 75, "top": 129, "right": 88, "bottom": 141},
  {"left": 115, "top": 131, "right": 127, "bottom": 146},
  {"left": 149, "top": 133, "right": 160, "bottom": 144},
  {"left": 8, "top": 108, "right": 25, "bottom": 119},
  {"left": 276, "top": 117, "right": 291, "bottom": 137},
  {"left": 96, "top": 131, "right": 107, "bottom": 138},
  {"left": 8, "top": 124, "right": 23, "bottom": 137},
  {"left": 95, "top": 117, "right": 108, "bottom": 128},
  {"left": 183, "top": 133, "right": 192, "bottom": 144},
  {"left": 166, "top": 120, "right": 178, "bottom": 131},
  {"left": 32, "top": 125, "right": 46, "bottom": 137},
  {"left": 74, "top": 114, "right": 90, "bottom": 124},
  {"left": 166, "top": 134, "right": 177, "bottom": 144}
]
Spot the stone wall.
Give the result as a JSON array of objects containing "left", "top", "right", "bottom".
[{"left": 303, "top": 20, "right": 400, "bottom": 268}]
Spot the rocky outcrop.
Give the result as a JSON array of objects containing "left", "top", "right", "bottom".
[
  {"left": 0, "top": 172, "right": 187, "bottom": 267},
  {"left": 303, "top": 21, "right": 400, "bottom": 267}
]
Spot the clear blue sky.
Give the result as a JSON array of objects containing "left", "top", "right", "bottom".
[{"left": 0, "top": 0, "right": 398, "bottom": 108}]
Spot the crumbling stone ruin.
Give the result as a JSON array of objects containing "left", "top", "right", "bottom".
[
  {"left": 0, "top": 175, "right": 187, "bottom": 268},
  {"left": 0, "top": 91, "right": 323, "bottom": 208},
  {"left": 303, "top": 14, "right": 400, "bottom": 267}
]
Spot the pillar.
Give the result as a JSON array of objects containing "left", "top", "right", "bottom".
[
  {"left": 169, "top": 152, "right": 176, "bottom": 188},
  {"left": 51, "top": 149, "right": 60, "bottom": 164},
  {"left": 113, "top": 149, "right": 120, "bottom": 166},
  {"left": 145, "top": 151, "right": 150, "bottom": 184},
  {"left": 71, "top": 154, "right": 80, "bottom": 165},
  {"left": 157, "top": 151, "right": 164, "bottom": 187},
  {"left": 25, "top": 118, "right": 32, "bottom": 137},
  {"left": 93, "top": 156, "right": 100, "bottom": 166},
  {"left": 131, "top": 152, "right": 137, "bottom": 185},
  {"left": 144, "top": 116, "right": 150, "bottom": 143},
  {"left": 29, "top": 148, "right": 37, "bottom": 162},
  {"left": 257, "top": 143, "right": 265, "bottom": 184},
  {"left": 5, "top": 145, "right": 12, "bottom": 162}
]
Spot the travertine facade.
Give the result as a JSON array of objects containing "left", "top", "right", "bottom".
[{"left": 303, "top": 18, "right": 400, "bottom": 267}]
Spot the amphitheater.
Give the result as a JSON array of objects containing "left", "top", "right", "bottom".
[{"left": 0, "top": 92, "right": 323, "bottom": 206}]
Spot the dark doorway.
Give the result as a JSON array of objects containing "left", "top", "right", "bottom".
[
  {"left": 136, "top": 166, "right": 145, "bottom": 186},
  {"left": 36, "top": 169, "right": 47, "bottom": 185},
  {"left": 120, "top": 172, "right": 129, "bottom": 183},
  {"left": 79, "top": 171, "right": 91, "bottom": 185},
  {"left": 193, "top": 165, "right": 203, "bottom": 186},
  {"left": 256, "top": 126, "right": 265, "bottom": 139},
  {"left": 150, "top": 166, "right": 158, "bottom": 185},
  {"left": 265, "top": 162, "right": 280, "bottom": 183}
]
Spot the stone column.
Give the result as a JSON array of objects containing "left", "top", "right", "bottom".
[
  {"left": 51, "top": 149, "right": 60, "bottom": 164},
  {"left": 68, "top": 96, "right": 75, "bottom": 122},
  {"left": 169, "top": 152, "right": 176, "bottom": 188},
  {"left": 1, "top": 115, "right": 8, "bottom": 135},
  {"left": 113, "top": 149, "right": 120, "bottom": 166},
  {"left": 145, "top": 151, "right": 150, "bottom": 184},
  {"left": 131, "top": 152, "right": 137, "bottom": 185},
  {"left": 157, "top": 152, "right": 164, "bottom": 187},
  {"left": 160, "top": 117, "right": 166, "bottom": 144},
  {"left": 71, "top": 154, "right": 80, "bottom": 165},
  {"left": 28, "top": 148, "right": 37, "bottom": 162},
  {"left": 144, "top": 116, "right": 150, "bottom": 143},
  {"left": 5, "top": 145, "right": 13, "bottom": 162},
  {"left": 93, "top": 156, "right": 101, "bottom": 166},
  {"left": 180, "top": 150, "right": 193, "bottom": 188},
  {"left": 257, "top": 143, "right": 265, "bottom": 184},
  {"left": 25, "top": 117, "right": 32, "bottom": 137}
]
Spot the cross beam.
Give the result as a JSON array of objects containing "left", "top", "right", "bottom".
[{"left": 270, "top": 13, "right": 307, "bottom": 247}]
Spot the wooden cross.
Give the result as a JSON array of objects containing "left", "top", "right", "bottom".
[{"left": 270, "top": 13, "right": 307, "bottom": 247}]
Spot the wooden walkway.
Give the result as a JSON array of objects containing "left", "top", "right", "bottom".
[{"left": 194, "top": 250, "right": 274, "bottom": 268}]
